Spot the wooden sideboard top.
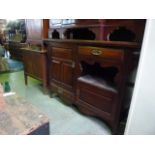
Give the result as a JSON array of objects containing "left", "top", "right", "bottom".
[
  {"left": 43, "top": 39, "right": 141, "bottom": 49},
  {"left": 21, "top": 47, "right": 47, "bottom": 53}
]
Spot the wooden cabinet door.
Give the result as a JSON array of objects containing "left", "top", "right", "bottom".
[
  {"left": 61, "top": 61, "right": 74, "bottom": 90},
  {"left": 51, "top": 59, "right": 61, "bottom": 82}
]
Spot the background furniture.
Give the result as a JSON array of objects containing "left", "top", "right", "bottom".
[
  {"left": 21, "top": 48, "right": 48, "bottom": 92},
  {"left": 21, "top": 19, "right": 49, "bottom": 92}
]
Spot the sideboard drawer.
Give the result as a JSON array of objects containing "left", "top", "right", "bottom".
[
  {"left": 78, "top": 46, "right": 124, "bottom": 60},
  {"left": 77, "top": 77, "right": 118, "bottom": 118},
  {"left": 51, "top": 47, "right": 72, "bottom": 60}
]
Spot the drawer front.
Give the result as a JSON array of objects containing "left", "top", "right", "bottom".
[
  {"left": 79, "top": 46, "right": 124, "bottom": 60},
  {"left": 78, "top": 88, "right": 115, "bottom": 114},
  {"left": 51, "top": 47, "right": 72, "bottom": 60}
]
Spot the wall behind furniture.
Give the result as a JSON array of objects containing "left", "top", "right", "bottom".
[{"left": 125, "top": 19, "right": 155, "bottom": 134}]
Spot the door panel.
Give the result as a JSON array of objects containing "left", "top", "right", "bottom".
[
  {"left": 51, "top": 59, "right": 61, "bottom": 82},
  {"left": 61, "top": 62, "right": 74, "bottom": 89}
]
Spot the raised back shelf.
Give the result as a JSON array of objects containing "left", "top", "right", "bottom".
[
  {"left": 48, "top": 19, "right": 146, "bottom": 42},
  {"left": 63, "top": 28, "right": 96, "bottom": 40}
]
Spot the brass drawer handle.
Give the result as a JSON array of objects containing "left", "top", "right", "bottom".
[{"left": 91, "top": 50, "right": 102, "bottom": 56}]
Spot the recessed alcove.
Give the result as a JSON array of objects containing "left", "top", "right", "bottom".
[
  {"left": 80, "top": 61, "right": 119, "bottom": 89},
  {"left": 107, "top": 26, "right": 136, "bottom": 42},
  {"left": 52, "top": 29, "right": 60, "bottom": 39},
  {"left": 63, "top": 28, "right": 96, "bottom": 40}
]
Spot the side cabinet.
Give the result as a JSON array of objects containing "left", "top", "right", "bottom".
[
  {"left": 48, "top": 43, "right": 76, "bottom": 104},
  {"left": 76, "top": 46, "right": 126, "bottom": 133},
  {"left": 22, "top": 48, "right": 48, "bottom": 92}
]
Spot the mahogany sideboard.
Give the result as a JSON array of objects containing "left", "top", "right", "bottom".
[{"left": 44, "top": 39, "right": 140, "bottom": 133}]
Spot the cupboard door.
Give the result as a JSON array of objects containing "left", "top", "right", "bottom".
[
  {"left": 51, "top": 59, "right": 61, "bottom": 82},
  {"left": 61, "top": 61, "right": 74, "bottom": 90}
]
